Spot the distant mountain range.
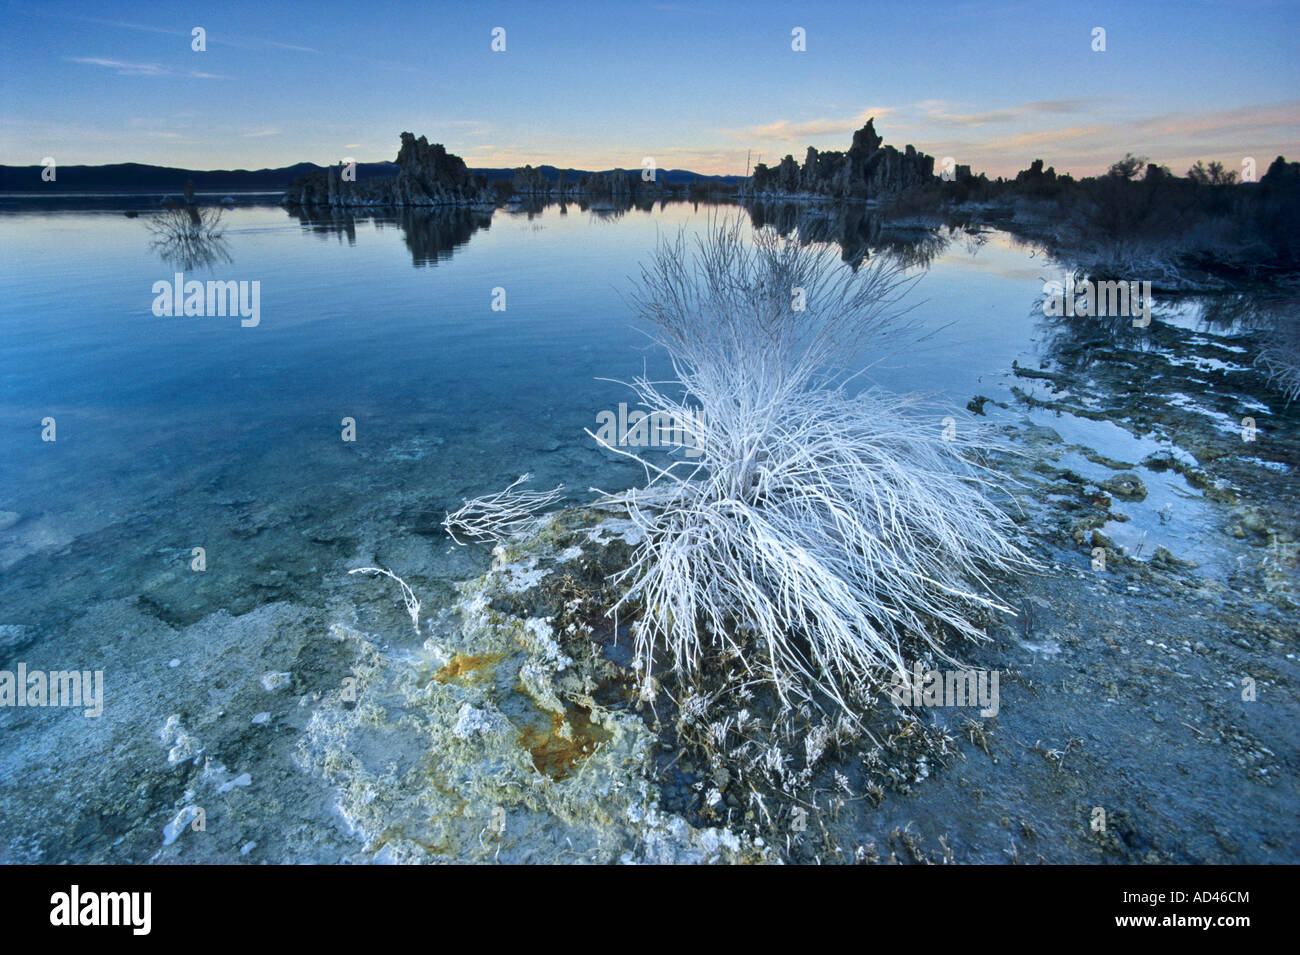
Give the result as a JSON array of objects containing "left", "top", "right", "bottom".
[
  {"left": 0, "top": 161, "right": 742, "bottom": 194},
  {"left": 472, "top": 164, "right": 742, "bottom": 186}
]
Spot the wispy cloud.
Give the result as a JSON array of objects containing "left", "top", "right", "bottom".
[
  {"left": 67, "top": 57, "right": 225, "bottom": 79},
  {"left": 913, "top": 97, "right": 1111, "bottom": 128},
  {"left": 1131, "top": 101, "right": 1300, "bottom": 140},
  {"left": 56, "top": 15, "right": 321, "bottom": 54},
  {"left": 727, "top": 107, "right": 895, "bottom": 144}
]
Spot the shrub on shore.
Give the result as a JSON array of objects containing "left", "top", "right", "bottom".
[{"left": 595, "top": 219, "right": 1031, "bottom": 715}]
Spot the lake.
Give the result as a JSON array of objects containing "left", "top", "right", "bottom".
[{"left": 1, "top": 198, "right": 1294, "bottom": 863}]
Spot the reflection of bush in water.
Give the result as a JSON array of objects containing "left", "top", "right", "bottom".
[
  {"left": 1166, "top": 291, "right": 1300, "bottom": 402},
  {"left": 1234, "top": 291, "right": 1300, "bottom": 404},
  {"left": 1033, "top": 274, "right": 1300, "bottom": 403},
  {"left": 1029, "top": 268, "right": 1162, "bottom": 371},
  {"left": 1036, "top": 311, "right": 1161, "bottom": 372},
  {"left": 1259, "top": 324, "right": 1300, "bottom": 404},
  {"left": 146, "top": 205, "right": 230, "bottom": 270}
]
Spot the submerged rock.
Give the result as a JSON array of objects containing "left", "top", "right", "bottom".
[
  {"left": 0, "top": 623, "right": 32, "bottom": 654},
  {"left": 1100, "top": 471, "right": 1148, "bottom": 501}
]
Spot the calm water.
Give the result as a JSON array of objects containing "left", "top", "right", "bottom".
[
  {"left": 2, "top": 199, "right": 1267, "bottom": 860},
  {"left": 0, "top": 202, "right": 1063, "bottom": 632}
]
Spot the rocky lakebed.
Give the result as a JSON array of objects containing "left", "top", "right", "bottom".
[{"left": 2, "top": 268, "right": 1295, "bottom": 864}]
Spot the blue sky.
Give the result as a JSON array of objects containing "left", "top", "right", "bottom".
[{"left": 2, "top": 0, "right": 1296, "bottom": 177}]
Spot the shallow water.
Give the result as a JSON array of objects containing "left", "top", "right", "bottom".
[
  {"left": 0, "top": 203, "right": 1053, "bottom": 628},
  {"left": 0, "top": 199, "right": 1291, "bottom": 861}
]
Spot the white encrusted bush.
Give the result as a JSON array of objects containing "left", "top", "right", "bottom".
[
  {"left": 443, "top": 473, "right": 564, "bottom": 545},
  {"left": 595, "top": 218, "right": 1031, "bottom": 714}
]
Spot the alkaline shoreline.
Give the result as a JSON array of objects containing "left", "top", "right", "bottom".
[{"left": 0, "top": 200, "right": 1294, "bottom": 864}]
